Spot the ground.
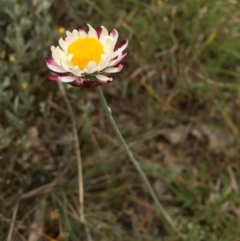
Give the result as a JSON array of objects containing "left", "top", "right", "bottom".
[{"left": 1, "top": 0, "right": 240, "bottom": 240}]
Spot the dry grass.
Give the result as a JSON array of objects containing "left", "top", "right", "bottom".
[{"left": 1, "top": 0, "right": 240, "bottom": 240}]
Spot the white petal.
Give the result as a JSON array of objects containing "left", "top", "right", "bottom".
[
  {"left": 52, "top": 47, "right": 67, "bottom": 66},
  {"left": 71, "top": 67, "right": 83, "bottom": 76},
  {"left": 104, "top": 64, "right": 123, "bottom": 73},
  {"left": 120, "top": 40, "right": 129, "bottom": 51},
  {"left": 87, "top": 24, "right": 97, "bottom": 38},
  {"left": 85, "top": 61, "right": 98, "bottom": 73},
  {"left": 96, "top": 74, "right": 113, "bottom": 83},
  {"left": 72, "top": 29, "right": 79, "bottom": 39},
  {"left": 110, "top": 29, "right": 119, "bottom": 45},
  {"left": 104, "top": 37, "right": 115, "bottom": 53},
  {"left": 65, "top": 31, "right": 75, "bottom": 42},
  {"left": 99, "top": 26, "right": 108, "bottom": 44},
  {"left": 99, "top": 54, "right": 110, "bottom": 70},
  {"left": 66, "top": 31, "right": 71, "bottom": 37},
  {"left": 111, "top": 50, "right": 121, "bottom": 59},
  {"left": 79, "top": 30, "right": 87, "bottom": 38},
  {"left": 102, "top": 46, "right": 112, "bottom": 60},
  {"left": 59, "top": 38, "right": 67, "bottom": 51},
  {"left": 53, "top": 46, "right": 65, "bottom": 57},
  {"left": 112, "top": 40, "right": 128, "bottom": 58},
  {"left": 59, "top": 59, "right": 71, "bottom": 72},
  {"left": 67, "top": 54, "right": 73, "bottom": 61},
  {"left": 51, "top": 46, "right": 59, "bottom": 58},
  {"left": 108, "top": 52, "right": 128, "bottom": 67},
  {"left": 47, "top": 62, "right": 67, "bottom": 73},
  {"left": 59, "top": 76, "right": 77, "bottom": 82},
  {"left": 66, "top": 54, "right": 73, "bottom": 67}
]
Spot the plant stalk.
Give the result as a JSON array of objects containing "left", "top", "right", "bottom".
[{"left": 96, "top": 86, "right": 183, "bottom": 238}]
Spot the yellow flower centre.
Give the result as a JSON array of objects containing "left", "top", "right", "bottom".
[{"left": 67, "top": 37, "right": 104, "bottom": 70}]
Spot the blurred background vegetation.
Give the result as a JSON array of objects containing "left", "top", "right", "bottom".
[{"left": 1, "top": 0, "right": 240, "bottom": 240}]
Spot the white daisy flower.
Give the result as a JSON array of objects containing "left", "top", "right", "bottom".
[{"left": 46, "top": 24, "right": 128, "bottom": 88}]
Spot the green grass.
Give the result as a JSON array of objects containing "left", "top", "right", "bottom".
[{"left": 1, "top": 0, "right": 240, "bottom": 240}]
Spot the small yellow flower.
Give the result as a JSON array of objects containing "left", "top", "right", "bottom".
[
  {"left": 21, "top": 83, "right": 28, "bottom": 90},
  {"left": 9, "top": 55, "right": 16, "bottom": 62},
  {"left": 58, "top": 27, "right": 66, "bottom": 34},
  {"left": 157, "top": 0, "right": 163, "bottom": 5}
]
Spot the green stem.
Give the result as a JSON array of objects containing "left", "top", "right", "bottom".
[{"left": 96, "top": 86, "right": 183, "bottom": 238}]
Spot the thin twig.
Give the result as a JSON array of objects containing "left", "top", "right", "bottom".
[
  {"left": 96, "top": 86, "right": 184, "bottom": 239},
  {"left": 58, "top": 82, "right": 84, "bottom": 222},
  {"left": 58, "top": 83, "right": 93, "bottom": 241},
  {"left": 7, "top": 201, "right": 19, "bottom": 241}
]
